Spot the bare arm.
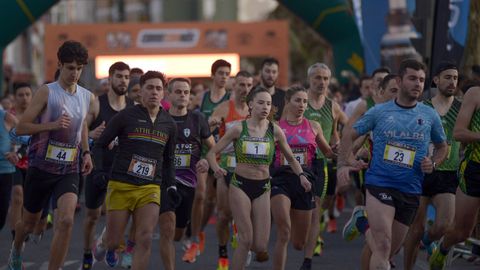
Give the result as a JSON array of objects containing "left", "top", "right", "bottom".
[
  {"left": 454, "top": 87, "right": 480, "bottom": 143},
  {"left": 208, "top": 101, "right": 228, "bottom": 131},
  {"left": 310, "top": 120, "right": 334, "bottom": 158},
  {"left": 16, "top": 86, "right": 53, "bottom": 135},
  {"left": 206, "top": 124, "right": 241, "bottom": 175}
]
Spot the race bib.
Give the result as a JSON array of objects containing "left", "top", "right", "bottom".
[
  {"left": 175, "top": 154, "right": 191, "bottom": 169},
  {"left": 128, "top": 154, "right": 156, "bottom": 180},
  {"left": 45, "top": 141, "right": 77, "bottom": 164},
  {"left": 227, "top": 155, "right": 237, "bottom": 168},
  {"left": 383, "top": 142, "right": 416, "bottom": 168},
  {"left": 242, "top": 141, "right": 269, "bottom": 156},
  {"left": 282, "top": 150, "right": 307, "bottom": 166}
]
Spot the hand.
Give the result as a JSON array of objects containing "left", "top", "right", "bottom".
[
  {"left": 208, "top": 118, "right": 222, "bottom": 128},
  {"left": 299, "top": 174, "right": 312, "bottom": 192},
  {"left": 53, "top": 113, "right": 71, "bottom": 130},
  {"left": 89, "top": 121, "right": 105, "bottom": 140},
  {"left": 167, "top": 186, "right": 181, "bottom": 208},
  {"left": 82, "top": 153, "right": 93, "bottom": 176},
  {"left": 331, "top": 143, "right": 340, "bottom": 154},
  {"left": 196, "top": 159, "right": 209, "bottom": 174},
  {"left": 336, "top": 166, "right": 357, "bottom": 194},
  {"left": 4, "top": 152, "right": 19, "bottom": 165},
  {"left": 213, "top": 167, "right": 227, "bottom": 179},
  {"left": 421, "top": 157, "right": 434, "bottom": 174}
]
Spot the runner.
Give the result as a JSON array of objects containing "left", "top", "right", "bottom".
[
  {"left": 198, "top": 59, "right": 232, "bottom": 256},
  {"left": 8, "top": 40, "right": 95, "bottom": 270},
  {"left": 8, "top": 82, "right": 32, "bottom": 240},
  {"left": 402, "top": 62, "right": 460, "bottom": 270},
  {"left": 207, "top": 71, "right": 253, "bottom": 269},
  {"left": 82, "top": 61, "right": 132, "bottom": 270},
  {"left": 337, "top": 59, "right": 448, "bottom": 269},
  {"left": 92, "top": 71, "right": 177, "bottom": 269},
  {"left": 270, "top": 86, "right": 334, "bottom": 270},
  {"left": 159, "top": 77, "right": 214, "bottom": 269},
  {"left": 302, "top": 62, "right": 347, "bottom": 264},
  {"left": 429, "top": 87, "right": 480, "bottom": 269},
  {"left": 259, "top": 57, "right": 285, "bottom": 120},
  {"left": 206, "top": 87, "right": 312, "bottom": 270}
]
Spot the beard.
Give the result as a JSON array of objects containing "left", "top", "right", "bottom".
[
  {"left": 261, "top": 75, "right": 276, "bottom": 88},
  {"left": 112, "top": 84, "right": 127, "bottom": 96}
]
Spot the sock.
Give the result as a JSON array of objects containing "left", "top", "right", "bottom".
[
  {"left": 422, "top": 231, "right": 432, "bottom": 246},
  {"left": 126, "top": 240, "right": 135, "bottom": 253},
  {"left": 219, "top": 245, "right": 228, "bottom": 258},
  {"left": 303, "top": 258, "right": 312, "bottom": 266}
]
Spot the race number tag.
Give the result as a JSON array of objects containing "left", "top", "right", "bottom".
[
  {"left": 227, "top": 155, "right": 237, "bottom": 168},
  {"left": 45, "top": 141, "right": 77, "bottom": 164},
  {"left": 242, "top": 141, "right": 269, "bottom": 156},
  {"left": 383, "top": 142, "right": 416, "bottom": 168},
  {"left": 175, "top": 154, "right": 191, "bottom": 169},
  {"left": 128, "top": 154, "right": 156, "bottom": 180},
  {"left": 282, "top": 149, "right": 307, "bottom": 166}
]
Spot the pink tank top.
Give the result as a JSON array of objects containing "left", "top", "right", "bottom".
[{"left": 275, "top": 118, "right": 317, "bottom": 168}]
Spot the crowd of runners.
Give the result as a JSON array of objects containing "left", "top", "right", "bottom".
[{"left": 1, "top": 40, "right": 480, "bottom": 270}]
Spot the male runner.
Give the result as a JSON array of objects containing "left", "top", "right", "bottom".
[
  {"left": 259, "top": 57, "right": 285, "bottom": 120},
  {"left": 8, "top": 40, "right": 94, "bottom": 270}
]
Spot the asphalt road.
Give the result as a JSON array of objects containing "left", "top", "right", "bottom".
[{"left": 0, "top": 202, "right": 478, "bottom": 269}]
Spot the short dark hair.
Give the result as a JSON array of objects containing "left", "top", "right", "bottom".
[
  {"left": 211, "top": 59, "right": 231, "bottom": 75},
  {"left": 398, "top": 59, "right": 426, "bottom": 77},
  {"left": 140, "top": 71, "right": 167, "bottom": 87},
  {"left": 57, "top": 40, "right": 88, "bottom": 65},
  {"left": 13, "top": 82, "right": 32, "bottom": 95},
  {"left": 380, "top": 74, "right": 399, "bottom": 90},
  {"left": 109, "top": 62, "right": 130, "bottom": 76},
  {"left": 130, "top": 67, "right": 144, "bottom": 76},
  {"left": 168, "top": 77, "right": 192, "bottom": 92},
  {"left": 261, "top": 57, "right": 280, "bottom": 70},
  {"left": 359, "top": 75, "right": 371, "bottom": 88},
  {"left": 434, "top": 61, "right": 457, "bottom": 77},
  {"left": 372, "top": 67, "right": 390, "bottom": 77},
  {"left": 285, "top": 85, "right": 307, "bottom": 101},
  {"left": 235, "top": 70, "right": 252, "bottom": 79}
]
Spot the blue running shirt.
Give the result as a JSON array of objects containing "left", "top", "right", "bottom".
[{"left": 353, "top": 100, "right": 446, "bottom": 194}]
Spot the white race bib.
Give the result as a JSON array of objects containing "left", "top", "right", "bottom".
[
  {"left": 282, "top": 151, "right": 307, "bottom": 166},
  {"left": 175, "top": 154, "right": 191, "bottom": 169},
  {"left": 45, "top": 141, "right": 77, "bottom": 164},
  {"left": 242, "top": 141, "right": 269, "bottom": 156},
  {"left": 383, "top": 143, "right": 416, "bottom": 168},
  {"left": 128, "top": 154, "right": 156, "bottom": 180}
]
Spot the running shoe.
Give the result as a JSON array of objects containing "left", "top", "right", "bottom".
[
  {"left": 217, "top": 257, "right": 229, "bottom": 270},
  {"left": 199, "top": 231, "right": 206, "bottom": 254},
  {"left": 255, "top": 251, "right": 269, "bottom": 262},
  {"left": 105, "top": 250, "right": 119, "bottom": 268},
  {"left": 93, "top": 237, "right": 107, "bottom": 262},
  {"left": 299, "top": 261, "right": 311, "bottom": 270},
  {"left": 429, "top": 246, "right": 447, "bottom": 270},
  {"left": 245, "top": 251, "right": 252, "bottom": 267},
  {"left": 424, "top": 240, "right": 438, "bottom": 257},
  {"left": 327, "top": 218, "right": 337, "bottom": 233},
  {"left": 182, "top": 242, "right": 200, "bottom": 263},
  {"left": 342, "top": 206, "right": 367, "bottom": 241},
  {"left": 7, "top": 248, "right": 23, "bottom": 270},
  {"left": 81, "top": 253, "right": 93, "bottom": 270},
  {"left": 32, "top": 233, "right": 43, "bottom": 244},
  {"left": 313, "top": 236, "right": 324, "bottom": 256},
  {"left": 182, "top": 238, "right": 192, "bottom": 251},
  {"left": 120, "top": 250, "right": 132, "bottom": 269}
]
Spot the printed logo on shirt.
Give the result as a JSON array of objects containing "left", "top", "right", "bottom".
[{"left": 184, "top": 128, "right": 191, "bottom": 138}]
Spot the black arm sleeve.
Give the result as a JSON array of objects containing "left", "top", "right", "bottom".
[
  {"left": 93, "top": 112, "right": 124, "bottom": 171},
  {"left": 161, "top": 122, "right": 177, "bottom": 188}
]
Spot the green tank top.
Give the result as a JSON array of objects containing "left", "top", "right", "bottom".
[
  {"left": 465, "top": 108, "right": 480, "bottom": 163},
  {"left": 234, "top": 120, "right": 275, "bottom": 165},
  {"left": 200, "top": 90, "right": 230, "bottom": 119},
  {"left": 366, "top": 96, "right": 375, "bottom": 110},
  {"left": 304, "top": 98, "right": 333, "bottom": 159},
  {"left": 424, "top": 98, "right": 462, "bottom": 170}
]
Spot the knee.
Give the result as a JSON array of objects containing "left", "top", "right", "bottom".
[
  {"left": 433, "top": 223, "right": 451, "bottom": 236},
  {"left": 160, "top": 220, "right": 175, "bottom": 241},
  {"left": 276, "top": 223, "right": 290, "bottom": 244},
  {"left": 194, "top": 189, "right": 206, "bottom": 202},
  {"left": 86, "top": 210, "right": 101, "bottom": 225},
  {"left": 371, "top": 234, "right": 391, "bottom": 256},
  {"left": 292, "top": 240, "right": 305, "bottom": 251},
  {"left": 56, "top": 216, "right": 74, "bottom": 230},
  {"left": 136, "top": 231, "right": 154, "bottom": 250}
]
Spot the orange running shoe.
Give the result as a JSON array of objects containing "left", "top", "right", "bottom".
[
  {"left": 327, "top": 218, "right": 337, "bottom": 233},
  {"left": 217, "top": 257, "right": 229, "bottom": 270},
  {"left": 182, "top": 242, "right": 199, "bottom": 263},
  {"left": 199, "top": 231, "right": 206, "bottom": 254}
]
